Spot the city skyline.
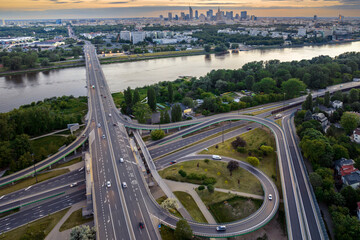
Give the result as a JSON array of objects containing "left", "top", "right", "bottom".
[{"left": 0, "top": 0, "right": 360, "bottom": 19}]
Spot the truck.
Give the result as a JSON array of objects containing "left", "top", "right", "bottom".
[
  {"left": 92, "top": 85, "right": 95, "bottom": 89},
  {"left": 274, "top": 114, "right": 282, "bottom": 119}
]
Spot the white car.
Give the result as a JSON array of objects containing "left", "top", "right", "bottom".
[
  {"left": 120, "top": 158, "right": 124, "bottom": 163},
  {"left": 268, "top": 194, "right": 273, "bottom": 201},
  {"left": 122, "top": 182, "right": 127, "bottom": 188},
  {"left": 106, "top": 181, "right": 111, "bottom": 188},
  {"left": 102, "top": 134, "right": 106, "bottom": 139},
  {"left": 109, "top": 113, "right": 112, "bottom": 117},
  {"left": 70, "top": 182, "right": 78, "bottom": 187},
  {"left": 97, "top": 123, "right": 101, "bottom": 128},
  {"left": 212, "top": 155, "right": 222, "bottom": 160}
]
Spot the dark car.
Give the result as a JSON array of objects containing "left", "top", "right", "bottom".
[
  {"left": 139, "top": 222, "right": 145, "bottom": 229},
  {"left": 247, "top": 127, "right": 252, "bottom": 131},
  {"left": 170, "top": 161, "right": 177, "bottom": 165}
]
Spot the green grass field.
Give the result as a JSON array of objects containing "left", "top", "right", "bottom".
[
  {"left": 174, "top": 191, "right": 207, "bottom": 223},
  {"left": 159, "top": 160, "right": 263, "bottom": 195},
  {"left": 59, "top": 208, "right": 93, "bottom": 232},
  {"left": 0, "top": 169, "right": 69, "bottom": 196},
  {"left": 196, "top": 190, "right": 263, "bottom": 223},
  {"left": 199, "top": 127, "right": 281, "bottom": 193},
  {"left": 0, "top": 208, "right": 70, "bottom": 240}
]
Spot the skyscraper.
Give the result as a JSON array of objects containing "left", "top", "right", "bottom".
[
  {"left": 241, "top": 11, "right": 247, "bottom": 20},
  {"left": 206, "top": 9, "right": 213, "bottom": 19},
  {"left": 189, "top": 6, "right": 193, "bottom": 20},
  {"left": 168, "top": 12, "right": 173, "bottom": 21},
  {"left": 195, "top": 10, "right": 198, "bottom": 19}
]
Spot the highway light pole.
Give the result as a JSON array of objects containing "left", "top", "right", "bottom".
[
  {"left": 222, "top": 123, "right": 224, "bottom": 143},
  {"left": 31, "top": 153, "right": 38, "bottom": 183}
]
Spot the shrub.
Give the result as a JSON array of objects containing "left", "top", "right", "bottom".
[
  {"left": 247, "top": 156, "right": 260, "bottom": 167},
  {"left": 260, "top": 145, "right": 274, "bottom": 156},
  {"left": 204, "top": 159, "right": 210, "bottom": 164},
  {"left": 150, "top": 129, "right": 165, "bottom": 140},
  {"left": 198, "top": 185, "right": 205, "bottom": 191},
  {"left": 166, "top": 176, "right": 179, "bottom": 181},
  {"left": 203, "top": 177, "right": 217, "bottom": 186},
  {"left": 178, "top": 169, "right": 187, "bottom": 177},
  {"left": 187, "top": 173, "right": 206, "bottom": 181}
]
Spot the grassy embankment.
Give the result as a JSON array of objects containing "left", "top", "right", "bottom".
[
  {"left": 159, "top": 160, "right": 263, "bottom": 195},
  {"left": 196, "top": 190, "right": 263, "bottom": 223},
  {"left": 199, "top": 127, "right": 281, "bottom": 194},
  {"left": 59, "top": 208, "right": 93, "bottom": 232},
  {"left": 53, "top": 157, "right": 82, "bottom": 169},
  {"left": 156, "top": 196, "right": 182, "bottom": 218},
  {"left": 173, "top": 191, "right": 207, "bottom": 223},
  {"left": 0, "top": 207, "right": 70, "bottom": 240}
]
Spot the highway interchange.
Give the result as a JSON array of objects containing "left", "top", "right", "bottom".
[{"left": 1, "top": 42, "right": 359, "bottom": 239}]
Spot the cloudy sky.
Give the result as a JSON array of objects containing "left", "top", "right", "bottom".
[{"left": 1, "top": 0, "right": 359, "bottom": 19}]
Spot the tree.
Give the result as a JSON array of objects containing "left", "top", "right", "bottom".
[
  {"left": 151, "top": 129, "right": 165, "bottom": 140},
  {"left": 178, "top": 170, "right": 187, "bottom": 177},
  {"left": 247, "top": 156, "right": 259, "bottom": 167},
  {"left": 324, "top": 91, "right": 330, "bottom": 107},
  {"left": 147, "top": 87, "right": 157, "bottom": 111},
  {"left": 198, "top": 185, "right": 205, "bottom": 191},
  {"left": 349, "top": 89, "right": 359, "bottom": 103},
  {"left": 123, "top": 86, "right": 133, "bottom": 114},
  {"left": 13, "top": 134, "right": 32, "bottom": 159},
  {"left": 231, "top": 136, "right": 246, "bottom": 149},
  {"left": 340, "top": 186, "right": 359, "bottom": 211},
  {"left": 132, "top": 103, "right": 152, "bottom": 124},
  {"left": 132, "top": 88, "right": 140, "bottom": 105},
  {"left": 122, "top": 44, "right": 130, "bottom": 52},
  {"left": 309, "top": 172, "right": 323, "bottom": 188},
  {"left": 174, "top": 219, "right": 193, "bottom": 240},
  {"left": 10, "top": 56, "right": 22, "bottom": 70},
  {"left": 227, "top": 160, "right": 239, "bottom": 176},
  {"left": 253, "top": 77, "right": 277, "bottom": 94},
  {"left": 340, "top": 112, "right": 360, "bottom": 134},
  {"left": 231, "top": 43, "right": 239, "bottom": 49},
  {"left": 281, "top": 78, "right": 306, "bottom": 99},
  {"left": 304, "top": 110, "right": 313, "bottom": 122},
  {"left": 161, "top": 198, "right": 179, "bottom": 210},
  {"left": 330, "top": 206, "right": 360, "bottom": 240},
  {"left": 41, "top": 58, "right": 50, "bottom": 67},
  {"left": 182, "top": 97, "right": 194, "bottom": 108},
  {"left": 303, "top": 93, "right": 313, "bottom": 111},
  {"left": 204, "top": 45, "right": 211, "bottom": 52},
  {"left": 171, "top": 104, "right": 182, "bottom": 122},
  {"left": 1, "top": 56, "right": 10, "bottom": 67},
  {"left": 207, "top": 184, "right": 214, "bottom": 193},
  {"left": 168, "top": 83, "right": 174, "bottom": 103},
  {"left": 333, "top": 144, "right": 350, "bottom": 160},
  {"left": 70, "top": 225, "right": 96, "bottom": 240},
  {"left": 245, "top": 75, "right": 254, "bottom": 90}
]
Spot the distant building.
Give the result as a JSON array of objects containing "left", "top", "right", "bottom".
[
  {"left": 189, "top": 6, "right": 193, "bottom": 20},
  {"left": 314, "top": 15, "right": 318, "bottom": 21},
  {"left": 240, "top": 11, "right": 247, "bottom": 20},
  {"left": 195, "top": 10, "right": 198, "bottom": 19},
  {"left": 131, "top": 31, "right": 145, "bottom": 44},
  {"left": 332, "top": 100, "right": 343, "bottom": 109},
  {"left": 120, "top": 31, "right": 131, "bottom": 41},
  {"left": 168, "top": 12, "right": 172, "bottom": 21},
  {"left": 298, "top": 28, "right": 307, "bottom": 37},
  {"left": 56, "top": 19, "right": 62, "bottom": 25}
]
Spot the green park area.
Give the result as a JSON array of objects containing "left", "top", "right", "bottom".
[
  {"left": 196, "top": 190, "right": 263, "bottom": 223},
  {"left": 200, "top": 127, "right": 280, "bottom": 191},
  {"left": 0, "top": 208, "right": 69, "bottom": 240},
  {"left": 30, "top": 135, "right": 68, "bottom": 159},
  {"left": 59, "top": 208, "right": 93, "bottom": 232},
  {"left": 174, "top": 191, "right": 207, "bottom": 223},
  {"left": 158, "top": 160, "right": 263, "bottom": 195}
]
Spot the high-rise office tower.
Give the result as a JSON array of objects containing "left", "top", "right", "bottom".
[
  {"left": 189, "top": 6, "right": 193, "bottom": 20},
  {"left": 313, "top": 15, "right": 317, "bottom": 21},
  {"left": 168, "top": 12, "right": 173, "bottom": 21},
  {"left": 206, "top": 9, "right": 213, "bottom": 19},
  {"left": 241, "top": 11, "right": 247, "bottom": 20},
  {"left": 195, "top": 10, "right": 198, "bottom": 19},
  {"left": 181, "top": 12, "right": 186, "bottom": 20}
]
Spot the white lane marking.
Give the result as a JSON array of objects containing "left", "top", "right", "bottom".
[{"left": 25, "top": 186, "right": 32, "bottom": 191}]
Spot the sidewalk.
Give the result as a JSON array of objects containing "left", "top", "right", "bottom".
[{"left": 45, "top": 200, "right": 89, "bottom": 240}]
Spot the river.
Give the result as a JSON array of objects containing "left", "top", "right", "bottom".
[{"left": 1, "top": 41, "right": 359, "bottom": 113}]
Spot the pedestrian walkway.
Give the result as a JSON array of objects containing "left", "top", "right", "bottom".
[{"left": 45, "top": 200, "right": 90, "bottom": 240}]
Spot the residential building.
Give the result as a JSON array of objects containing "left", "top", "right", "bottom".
[
  {"left": 318, "top": 105, "right": 335, "bottom": 116},
  {"left": 353, "top": 128, "right": 360, "bottom": 144},
  {"left": 298, "top": 28, "right": 307, "bottom": 36},
  {"left": 312, "top": 112, "right": 329, "bottom": 129},
  {"left": 131, "top": 31, "right": 145, "bottom": 44},
  {"left": 342, "top": 171, "right": 360, "bottom": 189},
  {"left": 120, "top": 31, "right": 131, "bottom": 41},
  {"left": 334, "top": 158, "right": 355, "bottom": 175},
  {"left": 332, "top": 100, "right": 343, "bottom": 109}
]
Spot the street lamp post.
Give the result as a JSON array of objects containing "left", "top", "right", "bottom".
[{"left": 31, "top": 153, "right": 38, "bottom": 183}]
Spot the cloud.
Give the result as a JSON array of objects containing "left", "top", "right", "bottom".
[
  {"left": 195, "top": 2, "right": 243, "bottom": 5},
  {"left": 108, "top": 1, "right": 129, "bottom": 3}
]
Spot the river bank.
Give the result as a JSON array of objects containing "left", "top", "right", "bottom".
[{"left": 1, "top": 40, "right": 359, "bottom": 77}]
